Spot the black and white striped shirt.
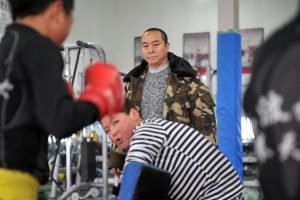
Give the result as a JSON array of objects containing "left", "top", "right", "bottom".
[{"left": 125, "top": 118, "right": 243, "bottom": 200}]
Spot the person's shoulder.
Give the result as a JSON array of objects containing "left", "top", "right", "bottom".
[
  {"left": 123, "top": 60, "right": 148, "bottom": 82},
  {"left": 27, "top": 35, "right": 57, "bottom": 52},
  {"left": 168, "top": 52, "right": 202, "bottom": 82},
  {"left": 9, "top": 24, "right": 60, "bottom": 66},
  {"left": 6, "top": 24, "right": 57, "bottom": 54},
  {"left": 140, "top": 118, "right": 169, "bottom": 128},
  {"left": 12, "top": 24, "right": 55, "bottom": 48},
  {"left": 20, "top": 34, "right": 59, "bottom": 62},
  {"left": 146, "top": 118, "right": 178, "bottom": 129},
  {"left": 178, "top": 68, "right": 207, "bottom": 88},
  {"left": 142, "top": 118, "right": 161, "bottom": 125},
  {"left": 190, "top": 69, "right": 207, "bottom": 85}
]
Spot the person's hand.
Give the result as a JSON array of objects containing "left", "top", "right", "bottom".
[
  {"left": 111, "top": 167, "right": 122, "bottom": 178},
  {"left": 79, "top": 62, "right": 124, "bottom": 120}
]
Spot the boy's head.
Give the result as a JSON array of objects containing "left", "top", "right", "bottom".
[
  {"left": 101, "top": 99, "right": 141, "bottom": 150},
  {"left": 8, "top": 0, "right": 74, "bottom": 20},
  {"left": 8, "top": 0, "right": 74, "bottom": 45}
]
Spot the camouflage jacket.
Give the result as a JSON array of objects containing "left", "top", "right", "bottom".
[{"left": 123, "top": 52, "right": 217, "bottom": 145}]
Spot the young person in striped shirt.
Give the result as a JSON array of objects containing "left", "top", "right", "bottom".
[{"left": 102, "top": 100, "right": 243, "bottom": 200}]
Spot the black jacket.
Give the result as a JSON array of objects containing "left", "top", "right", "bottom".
[
  {"left": 0, "top": 24, "right": 97, "bottom": 183},
  {"left": 244, "top": 14, "right": 300, "bottom": 200}
]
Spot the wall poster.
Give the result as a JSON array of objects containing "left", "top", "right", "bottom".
[
  {"left": 183, "top": 32, "right": 210, "bottom": 85},
  {"left": 240, "top": 28, "right": 264, "bottom": 74},
  {"left": 134, "top": 36, "right": 142, "bottom": 67}
]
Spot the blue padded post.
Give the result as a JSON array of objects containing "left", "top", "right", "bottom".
[
  {"left": 216, "top": 31, "right": 243, "bottom": 181},
  {"left": 118, "top": 162, "right": 171, "bottom": 200}
]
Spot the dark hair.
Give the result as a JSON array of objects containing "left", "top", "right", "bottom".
[
  {"left": 8, "top": 0, "right": 74, "bottom": 20},
  {"left": 144, "top": 28, "right": 168, "bottom": 44},
  {"left": 123, "top": 98, "right": 138, "bottom": 114}
]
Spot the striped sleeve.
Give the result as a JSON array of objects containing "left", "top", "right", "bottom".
[{"left": 125, "top": 121, "right": 168, "bottom": 166}]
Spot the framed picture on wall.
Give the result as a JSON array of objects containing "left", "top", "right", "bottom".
[
  {"left": 240, "top": 28, "right": 264, "bottom": 93},
  {"left": 183, "top": 32, "right": 210, "bottom": 79},
  {"left": 134, "top": 36, "right": 142, "bottom": 67},
  {"left": 240, "top": 28, "right": 264, "bottom": 73}
]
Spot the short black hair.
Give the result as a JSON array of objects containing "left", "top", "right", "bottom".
[
  {"left": 144, "top": 28, "right": 168, "bottom": 44},
  {"left": 8, "top": 0, "right": 74, "bottom": 20},
  {"left": 123, "top": 98, "right": 137, "bottom": 114}
]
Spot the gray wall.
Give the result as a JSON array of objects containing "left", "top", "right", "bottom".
[{"left": 66, "top": 0, "right": 298, "bottom": 73}]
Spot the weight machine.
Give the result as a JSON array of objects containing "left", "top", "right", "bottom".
[{"left": 49, "top": 41, "right": 109, "bottom": 200}]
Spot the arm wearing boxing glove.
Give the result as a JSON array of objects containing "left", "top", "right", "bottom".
[{"left": 79, "top": 62, "right": 124, "bottom": 120}]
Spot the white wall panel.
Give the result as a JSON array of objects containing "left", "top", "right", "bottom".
[{"left": 66, "top": 0, "right": 298, "bottom": 73}]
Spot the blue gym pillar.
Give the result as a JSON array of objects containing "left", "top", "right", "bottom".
[{"left": 216, "top": 31, "right": 243, "bottom": 181}]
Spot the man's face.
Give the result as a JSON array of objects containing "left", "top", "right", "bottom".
[
  {"left": 101, "top": 112, "right": 136, "bottom": 150},
  {"left": 141, "top": 30, "right": 169, "bottom": 68}
]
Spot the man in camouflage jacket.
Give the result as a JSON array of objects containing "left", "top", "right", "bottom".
[
  {"left": 123, "top": 52, "right": 217, "bottom": 144},
  {"left": 104, "top": 28, "right": 217, "bottom": 183}
]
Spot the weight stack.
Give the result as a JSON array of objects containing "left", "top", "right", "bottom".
[{"left": 80, "top": 140, "right": 97, "bottom": 181}]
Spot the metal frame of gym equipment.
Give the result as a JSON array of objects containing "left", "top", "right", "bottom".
[{"left": 49, "top": 41, "right": 108, "bottom": 200}]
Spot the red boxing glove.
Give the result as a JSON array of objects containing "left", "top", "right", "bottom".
[{"left": 79, "top": 62, "right": 124, "bottom": 118}]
